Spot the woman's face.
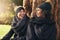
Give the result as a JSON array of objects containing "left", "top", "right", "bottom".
[
  {"left": 36, "top": 8, "right": 43, "bottom": 17},
  {"left": 17, "top": 9, "right": 26, "bottom": 19}
]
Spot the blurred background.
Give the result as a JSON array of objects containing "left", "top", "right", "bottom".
[
  {"left": 0, "top": 0, "right": 23, "bottom": 39},
  {"left": 0, "top": 0, "right": 60, "bottom": 40}
]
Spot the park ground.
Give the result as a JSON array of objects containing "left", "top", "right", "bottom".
[{"left": 0, "top": 25, "right": 11, "bottom": 39}]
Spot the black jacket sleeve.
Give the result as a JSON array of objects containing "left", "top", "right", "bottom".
[{"left": 1, "top": 29, "right": 14, "bottom": 40}]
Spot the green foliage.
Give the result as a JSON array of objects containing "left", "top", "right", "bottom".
[
  {"left": 0, "top": 0, "right": 15, "bottom": 25},
  {"left": 0, "top": 0, "right": 23, "bottom": 25},
  {"left": 11, "top": 0, "right": 23, "bottom": 6},
  {"left": 0, "top": 12, "right": 14, "bottom": 25}
]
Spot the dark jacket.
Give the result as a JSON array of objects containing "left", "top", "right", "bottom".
[
  {"left": 11, "top": 15, "right": 29, "bottom": 40},
  {"left": 2, "top": 15, "right": 29, "bottom": 40},
  {"left": 26, "top": 17, "right": 57, "bottom": 40}
]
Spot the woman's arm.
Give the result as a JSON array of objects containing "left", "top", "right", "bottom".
[{"left": 2, "top": 28, "right": 14, "bottom": 40}]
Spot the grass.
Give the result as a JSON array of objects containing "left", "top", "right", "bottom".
[{"left": 0, "top": 25, "right": 11, "bottom": 39}]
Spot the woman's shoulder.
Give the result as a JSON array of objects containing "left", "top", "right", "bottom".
[{"left": 12, "top": 16, "right": 18, "bottom": 23}]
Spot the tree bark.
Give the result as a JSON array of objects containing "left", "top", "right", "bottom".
[
  {"left": 31, "top": 0, "right": 37, "bottom": 17},
  {"left": 51, "top": 0, "right": 59, "bottom": 40},
  {"left": 37, "top": 0, "right": 46, "bottom": 6},
  {"left": 23, "top": 0, "right": 32, "bottom": 17}
]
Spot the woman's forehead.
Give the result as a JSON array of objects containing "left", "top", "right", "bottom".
[{"left": 36, "top": 8, "right": 42, "bottom": 10}]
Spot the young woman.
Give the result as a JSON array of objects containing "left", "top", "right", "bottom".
[
  {"left": 2, "top": 6, "right": 29, "bottom": 40},
  {"left": 27, "top": 2, "right": 57, "bottom": 40}
]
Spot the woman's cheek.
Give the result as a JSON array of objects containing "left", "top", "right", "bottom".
[
  {"left": 17, "top": 13, "right": 20, "bottom": 18},
  {"left": 36, "top": 12, "right": 42, "bottom": 17}
]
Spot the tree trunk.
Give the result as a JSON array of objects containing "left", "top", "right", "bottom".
[
  {"left": 23, "top": 0, "right": 32, "bottom": 17},
  {"left": 37, "top": 0, "right": 46, "bottom": 6},
  {"left": 53, "top": 0, "right": 59, "bottom": 40},
  {"left": 58, "top": 0, "right": 60, "bottom": 40},
  {"left": 31, "top": 0, "right": 37, "bottom": 17},
  {"left": 51, "top": 0, "right": 59, "bottom": 40}
]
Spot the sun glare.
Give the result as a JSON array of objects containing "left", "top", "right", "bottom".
[{"left": 0, "top": 0, "right": 11, "bottom": 14}]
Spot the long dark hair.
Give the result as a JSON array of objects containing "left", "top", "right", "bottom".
[{"left": 42, "top": 10, "right": 53, "bottom": 20}]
